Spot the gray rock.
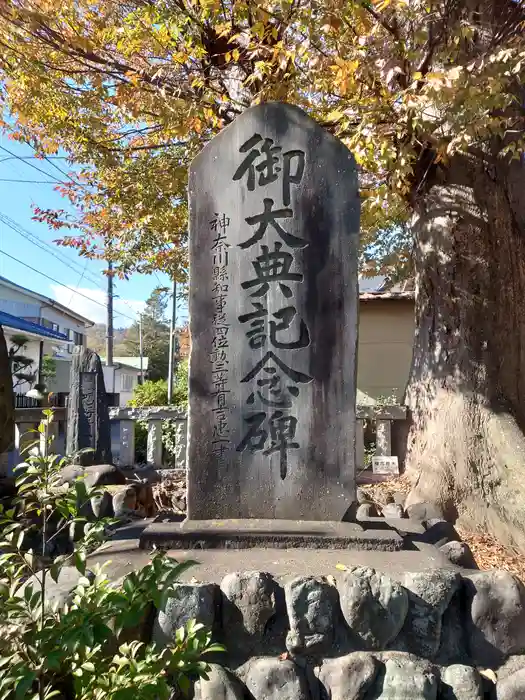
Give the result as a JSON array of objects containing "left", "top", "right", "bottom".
[
  {"left": 497, "top": 655, "right": 525, "bottom": 682},
  {"left": 496, "top": 667, "right": 525, "bottom": 700},
  {"left": 285, "top": 576, "right": 340, "bottom": 656},
  {"left": 356, "top": 488, "right": 370, "bottom": 505},
  {"left": 193, "top": 664, "right": 245, "bottom": 700},
  {"left": 153, "top": 583, "right": 218, "bottom": 648},
  {"left": 317, "top": 652, "right": 379, "bottom": 700},
  {"left": 464, "top": 571, "right": 525, "bottom": 667},
  {"left": 439, "top": 542, "right": 477, "bottom": 569},
  {"left": 240, "top": 657, "right": 311, "bottom": 700},
  {"left": 437, "top": 592, "right": 469, "bottom": 665},
  {"left": 393, "top": 492, "right": 406, "bottom": 508},
  {"left": 382, "top": 503, "right": 404, "bottom": 519},
  {"left": 406, "top": 502, "right": 444, "bottom": 522},
  {"left": 112, "top": 487, "right": 137, "bottom": 517},
  {"left": 220, "top": 571, "right": 280, "bottom": 658},
  {"left": 441, "top": 665, "right": 483, "bottom": 700},
  {"left": 375, "top": 652, "right": 438, "bottom": 699},
  {"left": 339, "top": 567, "right": 408, "bottom": 650},
  {"left": 399, "top": 570, "right": 460, "bottom": 658},
  {"left": 90, "top": 490, "right": 113, "bottom": 518},
  {"left": 59, "top": 463, "right": 126, "bottom": 488},
  {"left": 420, "top": 521, "right": 460, "bottom": 548},
  {"left": 356, "top": 503, "right": 378, "bottom": 520}
]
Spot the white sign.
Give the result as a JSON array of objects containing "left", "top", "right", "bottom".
[{"left": 372, "top": 456, "right": 399, "bottom": 475}]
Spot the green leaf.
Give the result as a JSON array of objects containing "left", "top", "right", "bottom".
[{"left": 15, "top": 671, "right": 36, "bottom": 700}]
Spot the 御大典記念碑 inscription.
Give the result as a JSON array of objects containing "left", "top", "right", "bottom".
[{"left": 188, "top": 102, "right": 359, "bottom": 520}]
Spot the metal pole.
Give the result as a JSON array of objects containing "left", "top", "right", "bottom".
[
  {"left": 167, "top": 278, "right": 177, "bottom": 404},
  {"left": 106, "top": 260, "right": 114, "bottom": 367},
  {"left": 139, "top": 314, "right": 144, "bottom": 383}
]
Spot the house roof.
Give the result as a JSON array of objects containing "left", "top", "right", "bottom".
[
  {"left": 0, "top": 310, "right": 70, "bottom": 341},
  {"left": 359, "top": 290, "right": 415, "bottom": 301},
  {"left": 0, "top": 275, "right": 95, "bottom": 327},
  {"left": 358, "top": 275, "right": 415, "bottom": 301},
  {"left": 101, "top": 356, "right": 149, "bottom": 371}
]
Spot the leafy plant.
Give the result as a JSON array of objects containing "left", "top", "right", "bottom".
[
  {"left": 0, "top": 411, "right": 223, "bottom": 700},
  {"left": 8, "top": 333, "right": 37, "bottom": 390},
  {"left": 129, "top": 379, "right": 169, "bottom": 408}
]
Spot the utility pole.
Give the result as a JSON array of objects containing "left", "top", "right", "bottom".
[
  {"left": 106, "top": 260, "right": 114, "bottom": 367},
  {"left": 139, "top": 314, "right": 144, "bottom": 383},
  {"left": 167, "top": 278, "right": 177, "bottom": 404}
]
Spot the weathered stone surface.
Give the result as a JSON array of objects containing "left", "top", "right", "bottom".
[
  {"left": 496, "top": 668, "right": 525, "bottom": 700},
  {"left": 317, "top": 652, "right": 379, "bottom": 700},
  {"left": 153, "top": 583, "right": 218, "bottom": 648},
  {"left": 406, "top": 503, "right": 444, "bottom": 523},
  {"left": 220, "top": 571, "right": 281, "bottom": 658},
  {"left": 440, "top": 665, "right": 483, "bottom": 700},
  {"left": 112, "top": 487, "right": 137, "bottom": 517},
  {"left": 382, "top": 504, "right": 404, "bottom": 519},
  {"left": 464, "top": 571, "right": 525, "bottom": 667},
  {"left": 0, "top": 327, "right": 14, "bottom": 454},
  {"left": 193, "top": 664, "right": 246, "bottom": 700},
  {"left": 90, "top": 491, "right": 113, "bottom": 518},
  {"left": 375, "top": 653, "right": 438, "bottom": 699},
  {"left": 439, "top": 541, "right": 477, "bottom": 569},
  {"left": 59, "top": 463, "right": 126, "bottom": 488},
  {"left": 398, "top": 570, "right": 460, "bottom": 658},
  {"left": 339, "top": 567, "right": 408, "bottom": 650},
  {"left": 437, "top": 592, "right": 469, "bottom": 665},
  {"left": 66, "top": 347, "right": 112, "bottom": 466},
  {"left": 356, "top": 488, "right": 370, "bottom": 505},
  {"left": 187, "top": 102, "right": 360, "bottom": 521},
  {"left": 356, "top": 503, "right": 379, "bottom": 519},
  {"left": 239, "top": 657, "right": 311, "bottom": 700},
  {"left": 285, "top": 576, "right": 340, "bottom": 656},
  {"left": 393, "top": 492, "right": 406, "bottom": 508},
  {"left": 420, "top": 521, "right": 460, "bottom": 548}
]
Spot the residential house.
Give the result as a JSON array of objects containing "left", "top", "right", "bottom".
[
  {"left": 0, "top": 276, "right": 94, "bottom": 401},
  {"left": 101, "top": 357, "right": 149, "bottom": 407}
]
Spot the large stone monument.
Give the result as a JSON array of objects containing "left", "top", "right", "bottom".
[
  {"left": 188, "top": 102, "right": 359, "bottom": 522},
  {"left": 66, "top": 347, "right": 112, "bottom": 466}
]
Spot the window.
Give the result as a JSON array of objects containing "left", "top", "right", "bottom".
[
  {"left": 51, "top": 323, "right": 59, "bottom": 332},
  {"left": 120, "top": 373, "right": 134, "bottom": 392},
  {"left": 74, "top": 332, "right": 84, "bottom": 346}
]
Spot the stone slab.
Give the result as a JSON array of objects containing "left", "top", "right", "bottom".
[
  {"left": 188, "top": 102, "right": 360, "bottom": 521},
  {"left": 139, "top": 518, "right": 402, "bottom": 551}
]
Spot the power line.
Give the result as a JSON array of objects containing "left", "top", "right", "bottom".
[
  {"left": 0, "top": 178, "right": 67, "bottom": 184},
  {"left": 0, "top": 144, "right": 64, "bottom": 184},
  {"left": 0, "top": 211, "right": 106, "bottom": 291},
  {"left": 0, "top": 248, "right": 136, "bottom": 323}
]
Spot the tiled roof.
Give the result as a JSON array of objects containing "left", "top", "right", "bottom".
[{"left": 0, "top": 311, "right": 70, "bottom": 341}]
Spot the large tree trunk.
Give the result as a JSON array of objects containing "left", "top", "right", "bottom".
[{"left": 404, "top": 146, "right": 525, "bottom": 548}]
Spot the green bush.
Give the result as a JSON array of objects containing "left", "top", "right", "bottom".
[
  {"left": 0, "top": 411, "right": 223, "bottom": 699},
  {"left": 128, "top": 379, "right": 169, "bottom": 407}
]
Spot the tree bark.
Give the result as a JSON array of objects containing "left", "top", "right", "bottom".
[{"left": 404, "top": 146, "right": 525, "bottom": 548}]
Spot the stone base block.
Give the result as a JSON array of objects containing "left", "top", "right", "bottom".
[{"left": 139, "top": 517, "right": 403, "bottom": 551}]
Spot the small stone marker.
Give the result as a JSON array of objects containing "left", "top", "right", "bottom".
[
  {"left": 188, "top": 102, "right": 359, "bottom": 521},
  {"left": 372, "top": 456, "right": 399, "bottom": 476},
  {"left": 66, "top": 347, "right": 112, "bottom": 466}
]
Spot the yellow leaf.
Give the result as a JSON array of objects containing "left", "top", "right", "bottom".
[{"left": 335, "top": 563, "right": 348, "bottom": 571}]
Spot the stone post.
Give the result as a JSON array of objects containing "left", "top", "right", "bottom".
[
  {"left": 119, "top": 420, "right": 136, "bottom": 467},
  {"left": 147, "top": 420, "right": 163, "bottom": 468},
  {"left": 355, "top": 420, "right": 365, "bottom": 469},
  {"left": 375, "top": 420, "right": 392, "bottom": 456}
]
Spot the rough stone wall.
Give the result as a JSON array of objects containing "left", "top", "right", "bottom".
[{"left": 151, "top": 567, "right": 525, "bottom": 699}]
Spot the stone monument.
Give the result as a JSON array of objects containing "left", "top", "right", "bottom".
[
  {"left": 187, "top": 102, "right": 359, "bottom": 522},
  {"left": 66, "top": 347, "right": 112, "bottom": 466}
]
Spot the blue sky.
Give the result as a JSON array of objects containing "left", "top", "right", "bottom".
[{"left": 0, "top": 135, "right": 186, "bottom": 328}]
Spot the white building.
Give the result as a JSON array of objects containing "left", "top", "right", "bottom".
[
  {"left": 0, "top": 276, "right": 94, "bottom": 397},
  {"left": 101, "top": 357, "right": 149, "bottom": 407}
]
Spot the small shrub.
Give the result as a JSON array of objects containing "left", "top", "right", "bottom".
[{"left": 0, "top": 411, "right": 223, "bottom": 700}]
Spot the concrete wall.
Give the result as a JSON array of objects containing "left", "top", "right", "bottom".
[{"left": 357, "top": 299, "right": 415, "bottom": 402}]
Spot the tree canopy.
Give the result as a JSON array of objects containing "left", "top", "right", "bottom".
[
  {"left": 1, "top": 0, "right": 523, "bottom": 281},
  {"left": 125, "top": 286, "right": 171, "bottom": 380}
]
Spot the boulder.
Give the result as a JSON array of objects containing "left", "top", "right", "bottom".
[
  {"left": 356, "top": 503, "right": 379, "bottom": 520},
  {"left": 496, "top": 667, "right": 525, "bottom": 700},
  {"left": 317, "top": 652, "right": 379, "bottom": 700},
  {"left": 382, "top": 503, "right": 404, "bottom": 519},
  {"left": 437, "top": 592, "right": 469, "bottom": 665},
  {"left": 464, "top": 571, "right": 525, "bottom": 667},
  {"left": 406, "top": 502, "right": 445, "bottom": 523},
  {"left": 220, "top": 571, "right": 281, "bottom": 659},
  {"left": 439, "top": 541, "right": 478, "bottom": 570},
  {"left": 356, "top": 488, "right": 370, "bottom": 505},
  {"left": 375, "top": 652, "right": 438, "bottom": 699},
  {"left": 239, "top": 658, "right": 311, "bottom": 700},
  {"left": 338, "top": 567, "right": 408, "bottom": 650},
  {"left": 59, "top": 463, "right": 126, "bottom": 488},
  {"left": 398, "top": 570, "right": 460, "bottom": 658},
  {"left": 393, "top": 492, "right": 406, "bottom": 508},
  {"left": 153, "top": 583, "right": 219, "bottom": 649},
  {"left": 112, "top": 487, "right": 137, "bottom": 517},
  {"left": 90, "top": 491, "right": 113, "bottom": 519},
  {"left": 193, "top": 664, "right": 245, "bottom": 700},
  {"left": 440, "top": 664, "right": 483, "bottom": 700},
  {"left": 285, "top": 576, "right": 340, "bottom": 657}
]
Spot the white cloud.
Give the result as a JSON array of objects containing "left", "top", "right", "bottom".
[{"left": 49, "top": 285, "right": 144, "bottom": 326}]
